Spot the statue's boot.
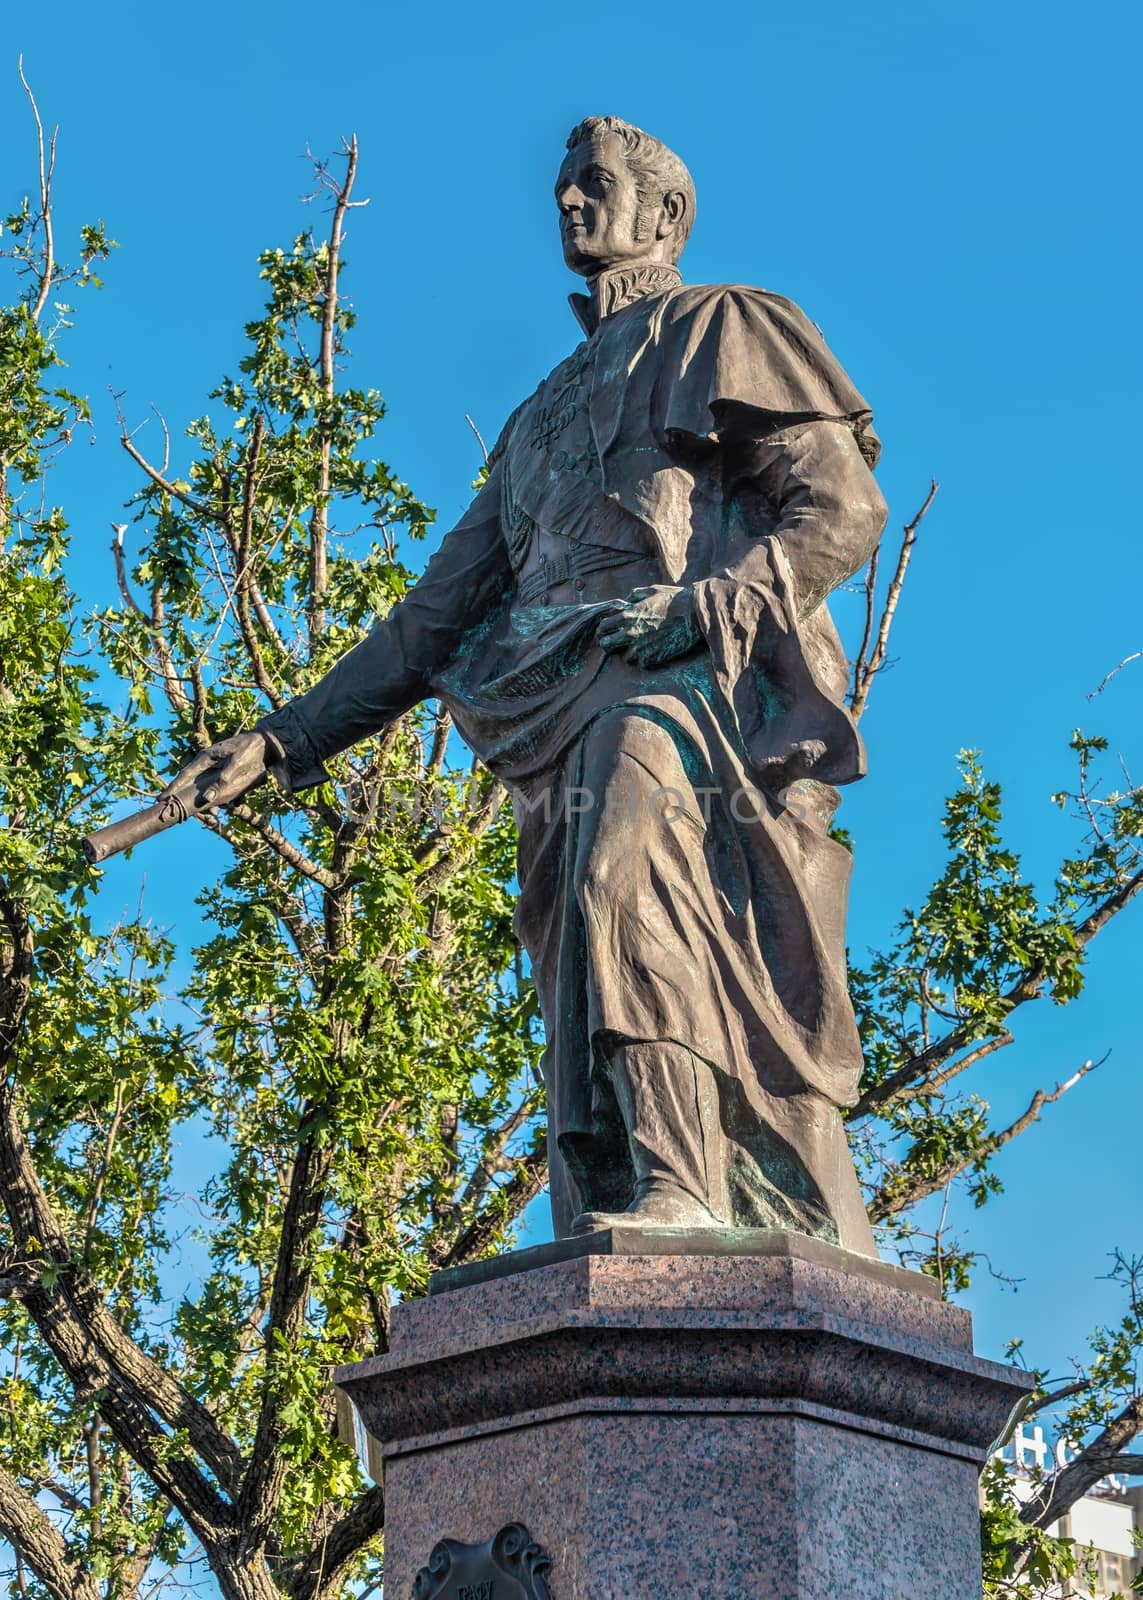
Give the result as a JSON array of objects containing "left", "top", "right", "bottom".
[{"left": 570, "top": 1042, "right": 730, "bottom": 1235}]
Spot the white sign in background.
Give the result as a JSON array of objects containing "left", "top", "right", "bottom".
[{"left": 996, "top": 1423, "right": 1131, "bottom": 1495}]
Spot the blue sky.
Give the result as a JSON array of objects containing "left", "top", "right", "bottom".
[{"left": 4, "top": 0, "right": 1140, "bottom": 1400}]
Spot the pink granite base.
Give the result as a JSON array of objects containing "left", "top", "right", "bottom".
[{"left": 336, "top": 1235, "right": 1032, "bottom": 1598}]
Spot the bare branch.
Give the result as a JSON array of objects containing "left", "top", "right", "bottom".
[
  {"left": 891, "top": 1031, "right": 1015, "bottom": 1104},
  {"left": 307, "top": 137, "right": 359, "bottom": 653},
  {"left": 109, "top": 528, "right": 191, "bottom": 715},
  {"left": 247, "top": 569, "right": 285, "bottom": 653},
  {"left": 868, "top": 1057, "right": 1104, "bottom": 1221},
  {"left": 85, "top": 1412, "right": 102, "bottom": 1537},
  {"left": 1088, "top": 650, "right": 1143, "bottom": 699},
  {"left": 464, "top": 414, "right": 490, "bottom": 465},
  {"left": 109, "top": 526, "right": 148, "bottom": 620},
  {"left": 33, "top": 1477, "right": 86, "bottom": 1517},
  {"left": 1025, "top": 1376, "right": 1094, "bottom": 1416},
  {"left": 987, "top": 1057, "right": 1103, "bottom": 1146},
  {"left": 212, "top": 459, "right": 284, "bottom": 652},
  {"left": 1074, "top": 858, "right": 1143, "bottom": 944},
  {"left": 851, "top": 543, "right": 879, "bottom": 709},
  {"left": 455, "top": 1093, "right": 542, "bottom": 1215},
  {"left": 118, "top": 429, "right": 213, "bottom": 519},
  {"left": 229, "top": 413, "right": 283, "bottom": 706},
  {"left": 198, "top": 804, "right": 341, "bottom": 890},
  {"left": 426, "top": 706, "right": 452, "bottom": 776},
  {"left": 17, "top": 60, "right": 57, "bottom": 326},
  {"left": 850, "top": 480, "right": 939, "bottom": 721},
  {"left": 82, "top": 1083, "right": 126, "bottom": 1261},
  {"left": 415, "top": 779, "right": 504, "bottom": 895}
]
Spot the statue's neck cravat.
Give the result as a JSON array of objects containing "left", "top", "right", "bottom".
[{"left": 568, "top": 261, "right": 682, "bottom": 337}]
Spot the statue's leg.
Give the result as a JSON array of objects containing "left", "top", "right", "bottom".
[
  {"left": 719, "top": 1077, "right": 877, "bottom": 1255},
  {"left": 562, "top": 703, "right": 875, "bottom": 1250},
  {"left": 578, "top": 1041, "right": 732, "bottom": 1231},
  {"left": 510, "top": 748, "right": 638, "bottom": 1236}
]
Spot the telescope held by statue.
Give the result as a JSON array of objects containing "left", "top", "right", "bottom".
[{"left": 82, "top": 785, "right": 214, "bottom": 865}]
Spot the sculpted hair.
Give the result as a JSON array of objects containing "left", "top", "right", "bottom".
[{"left": 565, "top": 115, "right": 696, "bottom": 261}]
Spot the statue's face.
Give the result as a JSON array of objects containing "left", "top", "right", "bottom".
[{"left": 556, "top": 132, "right": 647, "bottom": 277}]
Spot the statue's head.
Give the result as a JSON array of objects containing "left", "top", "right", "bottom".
[{"left": 557, "top": 116, "right": 695, "bottom": 278}]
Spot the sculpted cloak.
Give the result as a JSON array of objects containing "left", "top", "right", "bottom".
[{"left": 260, "top": 265, "right": 887, "bottom": 1251}]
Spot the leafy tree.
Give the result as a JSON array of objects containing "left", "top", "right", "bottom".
[
  {"left": 1, "top": 96, "right": 539, "bottom": 1600},
  {"left": 0, "top": 85, "right": 1138, "bottom": 1598}
]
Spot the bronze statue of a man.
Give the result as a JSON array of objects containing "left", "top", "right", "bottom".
[{"left": 176, "top": 116, "right": 887, "bottom": 1253}]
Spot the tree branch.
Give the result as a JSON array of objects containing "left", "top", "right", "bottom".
[
  {"left": 17, "top": 60, "right": 56, "bottom": 327},
  {"left": 868, "top": 1058, "right": 1103, "bottom": 1221},
  {"left": 1088, "top": 650, "right": 1142, "bottom": 699},
  {"left": 464, "top": 414, "right": 490, "bottom": 465},
  {"left": 234, "top": 1118, "right": 338, "bottom": 1553},
  {"left": 0, "top": 886, "right": 34, "bottom": 1070},
  {"left": 307, "top": 137, "right": 359, "bottom": 654},
  {"left": 427, "top": 705, "right": 452, "bottom": 777},
  {"left": 0, "top": 884, "right": 244, "bottom": 1503},
  {"left": 414, "top": 779, "right": 504, "bottom": 896},
  {"left": 230, "top": 415, "right": 282, "bottom": 707},
  {"left": 197, "top": 805, "right": 341, "bottom": 890},
  {"left": 851, "top": 543, "right": 879, "bottom": 710},
  {"left": 1025, "top": 1376, "right": 1093, "bottom": 1416},
  {"left": 850, "top": 480, "right": 939, "bottom": 721},
  {"left": 429, "top": 1147, "right": 548, "bottom": 1272},
  {"left": 1020, "top": 1395, "right": 1143, "bottom": 1529},
  {"left": 282, "top": 1482, "right": 385, "bottom": 1600},
  {"left": 109, "top": 494, "right": 218, "bottom": 723},
  {"left": 850, "top": 863, "right": 1143, "bottom": 1122},
  {"left": 6, "top": 1299, "right": 231, "bottom": 1541},
  {"left": 118, "top": 431, "right": 213, "bottom": 519},
  {"left": 0, "top": 1461, "right": 103, "bottom": 1600},
  {"left": 454, "top": 1093, "right": 541, "bottom": 1216},
  {"left": 891, "top": 1031, "right": 1015, "bottom": 1104}
]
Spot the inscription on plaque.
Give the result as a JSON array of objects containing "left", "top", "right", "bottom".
[{"left": 412, "top": 1523, "right": 551, "bottom": 1599}]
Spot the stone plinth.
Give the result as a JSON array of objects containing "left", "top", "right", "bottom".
[{"left": 336, "top": 1231, "right": 1032, "bottom": 1599}]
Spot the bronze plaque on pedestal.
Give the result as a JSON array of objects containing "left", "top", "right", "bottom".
[{"left": 412, "top": 1523, "right": 551, "bottom": 1598}]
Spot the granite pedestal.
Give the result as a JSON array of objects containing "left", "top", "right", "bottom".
[{"left": 336, "top": 1231, "right": 1032, "bottom": 1598}]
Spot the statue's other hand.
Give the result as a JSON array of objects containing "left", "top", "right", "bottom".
[
  {"left": 596, "top": 585, "right": 702, "bottom": 668},
  {"left": 160, "top": 730, "right": 272, "bottom": 815}
]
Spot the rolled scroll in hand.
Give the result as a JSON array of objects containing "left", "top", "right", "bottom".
[
  {"left": 82, "top": 730, "right": 271, "bottom": 864},
  {"left": 83, "top": 789, "right": 204, "bottom": 864}
]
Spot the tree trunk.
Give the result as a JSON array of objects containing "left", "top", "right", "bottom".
[{"left": 209, "top": 1552, "right": 284, "bottom": 1600}]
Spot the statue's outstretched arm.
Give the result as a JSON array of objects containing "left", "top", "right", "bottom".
[{"left": 257, "top": 464, "right": 509, "bottom": 791}]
